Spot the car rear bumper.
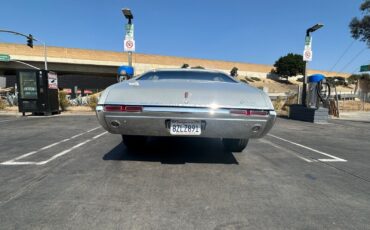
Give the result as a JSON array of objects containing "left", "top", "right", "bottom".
[{"left": 96, "top": 106, "right": 276, "bottom": 139}]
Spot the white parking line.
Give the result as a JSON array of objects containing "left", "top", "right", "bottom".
[
  {"left": 0, "top": 127, "right": 100, "bottom": 165},
  {"left": 259, "top": 139, "right": 314, "bottom": 162},
  {"left": 1, "top": 131, "right": 108, "bottom": 166},
  {"left": 267, "top": 134, "right": 347, "bottom": 162},
  {"left": 0, "top": 119, "right": 15, "bottom": 123}
]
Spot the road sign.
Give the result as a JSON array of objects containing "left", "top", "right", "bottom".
[
  {"left": 47, "top": 72, "right": 58, "bottom": 89},
  {"left": 360, "top": 65, "right": 370, "bottom": 72},
  {"left": 125, "top": 24, "right": 134, "bottom": 38},
  {"left": 303, "top": 49, "right": 312, "bottom": 62},
  {"left": 0, "top": 54, "right": 10, "bottom": 62},
  {"left": 124, "top": 39, "right": 135, "bottom": 52},
  {"left": 305, "top": 36, "right": 312, "bottom": 48}
]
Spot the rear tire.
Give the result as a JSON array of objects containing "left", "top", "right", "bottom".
[
  {"left": 122, "top": 135, "right": 147, "bottom": 150},
  {"left": 222, "top": 138, "right": 249, "bottom": 152}
]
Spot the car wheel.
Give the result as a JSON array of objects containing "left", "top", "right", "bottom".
[
  {"left": 122, "top": 135, "right": 147, "bottom": 150},
  {"left": 222, "top": 138, "right": 249, "bottom": 152}
]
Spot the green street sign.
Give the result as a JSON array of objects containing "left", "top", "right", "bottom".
[
  {"left": 360, "top": 65, "right": 370, "bottom": 72},
  {"left": 125, "top": 24, "right": 134, "bottom": 38},
  {"left": 0, "top": 54, "right": 10, "bottom": 62},
  {"left": 305, "top": 36, "right": 312, "bottom": 47}
]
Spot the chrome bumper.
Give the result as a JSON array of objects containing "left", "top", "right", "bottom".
[{"left": 96, "top": 106, "right": 276, "bottom": 139}]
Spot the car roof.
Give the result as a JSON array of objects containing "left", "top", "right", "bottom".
[{"left": 149, "top": 68, "right": 227, "bottom": 74}]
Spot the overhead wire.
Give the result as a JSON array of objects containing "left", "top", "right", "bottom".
[
  {"left": 329, "top": 40, "right": 355, "bottom": 72},
  {"left": 338, "top": 47, "right": 367, "bottom": 73}
]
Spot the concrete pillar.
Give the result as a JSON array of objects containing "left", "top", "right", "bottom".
[{"left": 0, "top": 70, "right": 5, "bottom": 88}]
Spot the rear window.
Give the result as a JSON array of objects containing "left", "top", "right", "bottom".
[{"left": 137, "top": 71, "right": 236, "bottom": 83}]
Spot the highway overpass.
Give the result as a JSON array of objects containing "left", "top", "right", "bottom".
[{"left": 0, "top": 43, "right": 349, "bottom": 91}]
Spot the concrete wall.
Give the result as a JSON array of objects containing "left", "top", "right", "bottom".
[{"left": 0, "top": 43, "right": 350, "bottom": 78}]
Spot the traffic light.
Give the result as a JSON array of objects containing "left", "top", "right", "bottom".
[{"left": 27, "top": 34, "right": 33, "bottom": 48}]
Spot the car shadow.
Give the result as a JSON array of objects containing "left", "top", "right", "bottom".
[{"left": 103, "top": 137, "right": 239, "bottom": 165}]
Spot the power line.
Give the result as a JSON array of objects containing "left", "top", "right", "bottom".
[
  {"left": 338, "top": 47, "right": 367, "bottom": 73},
  {"left": 329, "top": 40, "right": 355, "bottom": 71}
]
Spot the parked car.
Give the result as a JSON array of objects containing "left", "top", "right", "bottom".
[{"left": 96, "top": 69, "right": 276, "bottom": 152}]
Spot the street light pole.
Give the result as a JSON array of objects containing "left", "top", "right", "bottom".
[
  {"left": 301, "top": 23, "right": 323, "bottom": 106},
  {"left": 122, "top": 8, "right": 134, "bottom": 67},
  {"left": 42, "top": 41, "right": 48, "bottom": 70},
  {"left": 0, "top": 29, "right": 48, "bottom": 70}
]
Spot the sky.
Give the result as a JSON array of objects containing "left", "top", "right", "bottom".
[{"left": 0, "top": 0, "right": 369, "bottom": 73}]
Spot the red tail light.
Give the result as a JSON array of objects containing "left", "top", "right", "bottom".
[
  {"left": 250, "top": 110, "right": 269, "bottom": 116},
  {"left": 104, "top": 105, "right": 122, "bottom": 112},
  {"left": 230, "top": 109, "right": 269, "bottom": 116},
  {"left": 104, "top": 105, "right": 143, "bottom": 112},
  {"left": 124, "top": 106, "right": 143, "bottom": 112}
]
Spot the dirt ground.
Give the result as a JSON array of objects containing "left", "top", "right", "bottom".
[
  {"left": 0, "top": 106, "right": 95, "bottom": 115},
  {"left": 338, "top": 100, "right": 370, "bottom": 112}
]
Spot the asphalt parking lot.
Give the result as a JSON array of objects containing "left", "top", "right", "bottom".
[{"left": 0, "top": 115, "right": 369, "bottom": 229}]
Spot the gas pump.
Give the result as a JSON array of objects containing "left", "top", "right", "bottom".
[
  {"left": 117, "top": 65, "right": 134, "bottom": 82},
  {"left": 307, "top": 74, "right": 331, "bottom": 109}
]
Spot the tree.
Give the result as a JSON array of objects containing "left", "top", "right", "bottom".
[
  {"left": 349, "top": 0, "right": 370, "bottom": 47},
  {"left": 273, "top": 53, "right": 305, "bottom": 79},
  {"left": 230, "top": 67, "right": 238, "bottom": 77},
  {"left": 348, "top": 73, "right": 370, "bottom": 83},
  {"left": 181, "top": 63, "right": 189, "bottom": 68}
]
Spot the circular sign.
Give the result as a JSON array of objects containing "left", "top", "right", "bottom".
[
  {"left": 304, "top": 50, "right": 312, "bottom": 60},
  {"left": 126, "top": 40, "right": 134, "bottom": 49}
]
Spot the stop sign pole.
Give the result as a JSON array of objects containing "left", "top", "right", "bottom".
[{"left": 301, "top": 23, "right": 323, "bottom": 106}]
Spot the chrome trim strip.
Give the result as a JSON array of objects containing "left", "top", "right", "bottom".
[
  {"left": 142, "top": 106, "right": 230, "bottom": 114},
  {"left": 105, "top": 115, "right": 268, "bottom": 122}
]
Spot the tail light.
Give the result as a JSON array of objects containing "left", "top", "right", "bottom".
[
  {"left": 230, "top": 109, "right": 269, "bottom": 116},
  {"left": 104, "top": 105, "right": 143, "bottom": 112},
  {"left": 104, "top": 105, "right": 122, "bottom": 112}
]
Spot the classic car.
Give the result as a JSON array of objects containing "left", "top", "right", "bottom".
[{"left": 96, "top": 69, "right": 276, "bottom": 152}]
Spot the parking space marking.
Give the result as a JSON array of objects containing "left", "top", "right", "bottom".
[
  {"left": 267, "top": 134, "right": 347, "bottom": 162},
  {"left": 36, "top": 139, "right": 93, "bottom": 165},
  {"left": 259, "top": 139, "right": 314, "bottom": 162},
  {"left": 0, "top": 127, "right": 101, "bottom": 165},
  {"left": 1, "top": 131, "right": 108, "bottom": 166},
  {"left": 0, "top": 119, "right": 15, "bottom": 123}
]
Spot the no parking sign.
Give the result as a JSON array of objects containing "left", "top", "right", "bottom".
[
  {"left": 303, "top": 49, "right": 312, "bottom": 62},
  {"left": 124, "top": 38, "right": 135, "bottom": 52}
]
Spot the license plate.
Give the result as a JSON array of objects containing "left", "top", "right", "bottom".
[{"left": 170, "top": 120, "right": 201, "bottom": 135}]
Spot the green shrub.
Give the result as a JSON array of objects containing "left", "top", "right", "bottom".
[
  {"left": 251, "top": 77, "right": 261, "bottom": 81},
  {"left": 244, "top": 76, "right": 254, "bottom": 82},
  {"left": 58, "top": 91, "right": 69, "bottom": 111},
  {"left": 87, "top": 95, "right": 99, "bottom": 111}
]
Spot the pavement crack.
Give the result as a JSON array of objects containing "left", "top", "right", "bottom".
[
  {"left": 0, "top": 174, "right": 48, "bottom": 206},
  {"left": 318, "top": 161, "right": 370, "bottom": 184}
]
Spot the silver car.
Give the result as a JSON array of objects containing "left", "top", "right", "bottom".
[{"left": 96, "top": 69, "right": 276, "bottom": 152}]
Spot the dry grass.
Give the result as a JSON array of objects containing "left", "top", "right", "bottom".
[
  {"left": 338, "top": 100, "right": 370, "bottom": 111},
  {"left": 66, "top": 106, "right": 94, "bottom": 112},
  {"left": 87, "top": 95, "right": 99, "bottom": 111},
  {"left": 0, "top": 99, "right": 6, "bottom": 110}
]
